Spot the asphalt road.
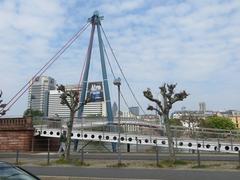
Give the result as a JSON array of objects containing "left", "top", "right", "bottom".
[{"left": 23, "top": 166, "right": 240, "bottom": 180}]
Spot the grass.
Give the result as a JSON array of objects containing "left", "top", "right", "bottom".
[
  {"left": 192, "top": 165, "right": 208, "bottom": 169},
  {"left": 74, "top": 160, "right": 90, "bottom": 166},
  {"left": 156, "top": 163, "right": 164, "bottom": 168},
  {"left": 174, "top": 160, "right": 189, "bottom": 165},
  {"left": 54, "top": 157, "right": 90, "bottom": 166},
  {"left": 148, "top": 163, "right": 164, "bottom": 168},
  {"left": 55, "top": 157, "right": 70, "bottom": 164},
  {"left": 192, "top": 163, "right": 221, "bottom": 169},
  {"left": 147, "top": 160, "right": 189, "bottom": 168},
  {"left": 14, "top": 155, "right": 240, "bottom": 171},
  {"left": 106, "top": 162, "right": 129, "bottom": 168},
  {"left": 160, "top": 160, "right": 189, "bottom": 167}
]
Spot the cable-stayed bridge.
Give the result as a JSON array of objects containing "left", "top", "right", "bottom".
[{"left": 1, "top": 11, "right": 239, "bottom": 156}]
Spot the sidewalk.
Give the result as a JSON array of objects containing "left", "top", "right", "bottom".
[{"left": 1, "top": 152, "right": 240, "bottom": 179}]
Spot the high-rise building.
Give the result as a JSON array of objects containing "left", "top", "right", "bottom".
[
  {"left": 112, "top": 102, "right": 118, "bottom": 117},
  {"left": 48, "top": 90, "right": 69, "bottom": 117},
  {"left": 129, "top": 106, "right": 139, "bottom": 116},
  {"left": 48, "top": 84, "right": 106, "bottom": 118},
  {"left": 82, "top": 101, "right": 106, "bottom": 117},
  {"left": 199, "top": 102, "right": 206, "bottom": 113},
  {"left": 28, "top": 76, "right": 56, "bottom": 116}
]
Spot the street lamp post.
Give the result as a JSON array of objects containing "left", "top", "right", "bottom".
[{"left": 113, "top": 77, "right": 121, "bottom": 165}]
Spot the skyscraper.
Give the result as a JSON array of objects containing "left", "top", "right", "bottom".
[
  {"left": 28, "top": 76, "right": 56, "bottom": 116},
  {"left": 129, "top": 106, "right": 140, "bottom": 116},
  {"left": 112, "top": 102, "right": 118, "bottom": 117},
  {"left": 199, "top": 102, "right": 206, "bottom": 113},
  {"left": 48, "top": 84, "right": 106, "bottom": 118}
]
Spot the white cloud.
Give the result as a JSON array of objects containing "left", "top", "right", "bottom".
[{"left": 1, "top": 0, "right": 240, "bottom": 115}]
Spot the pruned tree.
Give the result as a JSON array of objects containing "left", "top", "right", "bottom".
[
  {"left": 143, "top": 83, "right": 188, "bottom": 162},
  {"left": 0, "top": 90, "right": 7, "bottom": 117},
  {"left": 57, "top": 84, "right": 89, "bottom": 160}
]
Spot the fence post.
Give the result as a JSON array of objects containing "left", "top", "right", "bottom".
[
  {"left": 47, "top": 138, "right": 50, "bottom": 165},
  {"left": 127, "top": 143, "right": 130, "bottom": 152},
  {"left": 197, "top": 149, "right": 201, "bottom": 167},
  {"left": 136, "top": 138, "right": 138, "bottom": 153},
  {"left": 217, "top": 136, "right": 220, "bottom": 152},
  {"left": 238, "top": 151, "right": 240, "bottom": 167},
  {"left": 31, "top": 136, "right": 34, "bottom": 152},
  {"left": 174, "top": 131, "right": 178, "bottom": 153},
  {"left": 156, "top": 142, "right": 159, "bottom": 166},
  {"left": 81, "top": 141, "right": 84, "bottom": 163},
  {"left": 230, "top": 131, "right": 233, "bottom": 151},
  {"left": 16, "top": 150, "right": 19, "bottom": 165}
]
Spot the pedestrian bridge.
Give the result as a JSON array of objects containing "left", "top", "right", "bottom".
[{"left": 34, "top": 117, "right": 240, "bottom": 154}]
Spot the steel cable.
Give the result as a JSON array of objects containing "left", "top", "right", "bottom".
[
  {"left": 100, "top": 25, "right": 146, "bottom": 115},
  {"left": 1, "top": 23, "right": 90, "bottom": 113}
]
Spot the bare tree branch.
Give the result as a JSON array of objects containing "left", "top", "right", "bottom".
[
  {"left": 170, "top": 90, "right": 188, "bottom": 104},
  {"left": 147, "top": 105, "right": 163, "bottom": 116},
  {"left": 59, "top": 93, "right": 71, "bottom": 109},
  {"left": 159, "top": 83, "right": 167, "bottom": 96},
  {"left": 143, "top": 88, "right": 164, "bottom": 112},
  {"left": 57, "top": 84, "right": 65, "bottom": 92}
]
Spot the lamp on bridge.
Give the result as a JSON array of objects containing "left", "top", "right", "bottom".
[{"left": 113, "top": 77, "right": 121, "bottom": 165}]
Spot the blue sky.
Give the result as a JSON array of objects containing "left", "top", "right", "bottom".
[{"left": 0, "top": 0, "right": 240, "bottom": 116}]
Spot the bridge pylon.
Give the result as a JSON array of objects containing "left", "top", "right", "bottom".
[{"left": 77, "top": 11, "right": 113, "bottom": 124}]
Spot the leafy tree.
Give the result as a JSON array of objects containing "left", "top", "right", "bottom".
[
  {"left": 200, "top": 115, "right": 235, "bottom": 130},
  {"left": 0, "top": 90, "right": 7, "bottom": 117},
  {"left": 143, "top": 83, "right": 188, "bottom": 163},
  {"left": 57, "top": 84, "right": 90, "bottom": 161},
  {"left": 169, "top": 118, "right": 183, "bottom": 126},
  {"left": 23, "top": 109, "right": 44, "bottom": 117}
]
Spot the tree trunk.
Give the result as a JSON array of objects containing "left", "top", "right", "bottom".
[
  {"left": 164, "top": 113, "right": 175, "bottom": 163},
  {"left": 65, "top": 111, "right": 74, "bottom": 160}
]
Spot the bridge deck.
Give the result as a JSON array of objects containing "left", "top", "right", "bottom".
[{"left": 35, "top": 126, "right": 240, "bottom": 154}]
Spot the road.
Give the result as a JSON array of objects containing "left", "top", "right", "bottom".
[{"left": 23, "top": 166, "right": 240, "bottom": 180}]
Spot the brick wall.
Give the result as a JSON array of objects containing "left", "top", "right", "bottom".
[
  {"left": 0, "top": 129, "right": 34, "bottom": 151},
  {"left": 0, "top": 117, "right": 34, "bottom": 152}
]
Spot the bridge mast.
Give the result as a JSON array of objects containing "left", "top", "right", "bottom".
[{"left": 78, "top": 11, "right": 113, "bottom": 123}]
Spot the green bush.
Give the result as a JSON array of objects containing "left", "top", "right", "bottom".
[{"left": 199, "top": 116, "right": 235, "bottom": 130}]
